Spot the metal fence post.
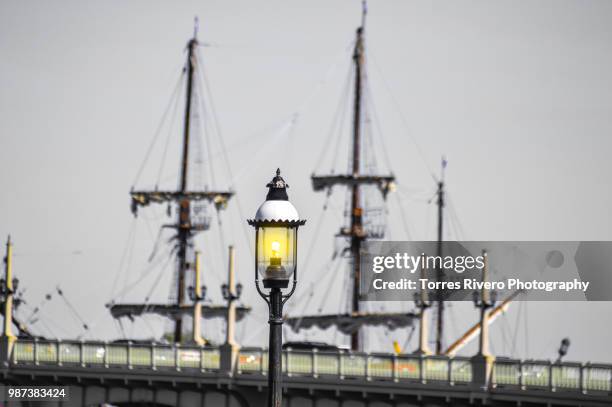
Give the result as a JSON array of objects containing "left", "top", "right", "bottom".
[
  {"left": 104, "top": 342, "right": 109, "bottom": 368},
  {"left": 549, "top": 361, "right": 554, "bottom": 391},
  {"left": 419, "top": 355, "right": 425, "bottom": 384},
  {"left": 175, "top": 343, "right": 181, "bottom": 371},
  {"left": 392, "top": 354, "right": 397, "bottom": 382},
  {"left": 34, "top": 338, "right": 39, "bottom": 366},
  {"left": 200, "top": 347, "right": 205, "bottom": 373},
  {"left": 79, "top": 340, "right": 84, "bottom": 368},
  {"left": 365, "top": 354, "right": 370, "bottom": 381},
  {"left": 151, "top": 342, "right": 156, "bottom": 371},
  {"left": 312, "top": 349, "right": 318, "bottom": 378},
  {"left": 519, "top": 360, "right": 524, "bottom": 390},
  {"left": 127, "top": 341, "right": 133, "bottom": 369},
  {"left": 56, "top": 339, "right": 61, "bottom": 366},
  {"left": 339, "top": 350, "right": 344, "bottom": 379}
]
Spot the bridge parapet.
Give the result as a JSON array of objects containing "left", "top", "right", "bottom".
[{"left": 7, "top": 339, "right": 612, "bottom": 397}]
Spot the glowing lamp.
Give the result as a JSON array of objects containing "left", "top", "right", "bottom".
[{"left": 248, "top": 169, "right": 305, "bottom": 289}]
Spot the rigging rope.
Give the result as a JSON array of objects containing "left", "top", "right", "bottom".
[
  {"left": 133, "top": 69, "right": 185, "bottom": 188},
  {"left": 368, "top": 49, "right": 437, "bottom": 182},
  {"left": 314, "top": 62, "right": 354, "bottom": 173},
  {"left": 56, "top": 286, "right": 89, "bottom": 332},
  {"left": 156, "top": 73, "right": 184, "bottom": 188}
]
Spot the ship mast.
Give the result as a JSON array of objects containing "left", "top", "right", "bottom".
[
  {"left": 348, "top": 18, "right": 365, "bottom": 352},
  {"left": 121, "top": 21, "right": 237, "bottom": 344},
  {"left": 308, "top": 2, "right": 396, "bottom": 351},
  {"left": 435, "top": 166, "right": 445, "bottom": 354},
  {"left": 173, "top": 26, "right": 200, "bottom": 343}
]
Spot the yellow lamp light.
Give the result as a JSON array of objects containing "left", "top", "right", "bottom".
[{"left": 248, "top": 169, "right": 305, "bottom": 289}]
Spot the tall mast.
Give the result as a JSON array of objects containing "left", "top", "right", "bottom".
[
  {"left": 435, "top": 159, "right": 446, "bottom": 354},
  {"left": 349, "top": 22, "right": 365, "bottom": 351},
  {"left": 118, "top": 20, "right": 236, "bottom": 342},
  {"left": 173, "top": 28, "right": 198, "bottom": 343},
  {"left": 308, "top": 1, "right": 396, "bottom": 352}
]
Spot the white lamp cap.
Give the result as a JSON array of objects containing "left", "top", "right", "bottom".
[{"left": 254, "top": 200, "right": 300, "bottom": 222}]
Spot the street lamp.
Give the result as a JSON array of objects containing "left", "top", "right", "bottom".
[{"left": 248, "top": 169, "right": 305, "bottom": 407}]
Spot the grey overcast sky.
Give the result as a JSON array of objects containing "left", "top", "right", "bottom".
[{"left": 1, "top": 0, "right": 612, "bottom": 362}]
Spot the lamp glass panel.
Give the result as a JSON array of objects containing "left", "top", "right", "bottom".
[{"left": 257, "top": 226, "right": 296, "bottom": 280}]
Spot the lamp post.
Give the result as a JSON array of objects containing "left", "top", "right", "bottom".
[
  {"left": 413, "top": 264, "right": 431, "bottom": 355},
  {"left": 471, "top": 250, "right": 496, "bottom": 387},
  {"left": 248, "top": 169, "right": 305, "bottom": 407}
]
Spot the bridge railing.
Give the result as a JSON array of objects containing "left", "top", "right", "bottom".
[
  {"left": 9, "top": 340, "right": 612, "bottom": 394},
  {"left": 11, "top": 339, "right": 220, "bottom": 371}
]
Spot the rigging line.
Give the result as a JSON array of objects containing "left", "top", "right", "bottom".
[
  {"left": 144, "top": 251, "right": 175, "bottom": 304},
  {"left": 26, "top": 293, "right": 53, "bottom": 324},
  {"left": 402, "top": 325, "right": 416, "bottom": 353},
  {"left": 36, "top": 315, "right": 58, "bottom": 339},
  {"left": 524, "top": 302, "right": 529, "bottom": 358},
  {"left": 298, "top": 194, "right": 331, "bottom": 277},
  {"left": 119, "top": 221, "right": 139, "bottom": 303},
  {"left": 500, "top": 311, "right": 513, "bottom": 356},
  {"left": 368, "top": 49, "right": 437, "bottom": 182},
  {"left": 197, "top": 46, "right": 235, "bottom": 187},
  {"left": 291, "top": 38, "right": 357, "bottom": 123},
  {"left": 366, "top": 79, "right": 394, "bottom": 173},
  {"left": 56, "top": 286, "right": 89, "bottom": 332},
  {"left": 393, "top": 192, "right": 413, "bottom": 241},
  {"left": 511, "top": 301, "right": 522, "bottom": 357},
  {"left": 141, "top": 315, "right": 158, "bottom": 340},
  {"left": 195, "top": 51, "right": 217, "bottom": 188},
  {"left": 446, "top": 194, "right": 468, "bottom": 240},
  {"left": 317, "top": 256, "right": 345, "bottom": 313},
  {"left": 156, "top": 71, "right": 184, "bottom": 188},
  {"left": 110, "top": 219, "right": 136, "bottom": 300},
  {"left": 288, "top": 256, "right": 340, "bottom": 333},
  {"left": 194, "top": 51, "right": 233, "bottom": 261},
  {"left": 313, "top": 61, "right": 354, "bottom": 172},
  {"left": 133, "top": 68, "right": 186, "bottom": 188},
  {"left": 108, "top": 246, "right": 173, "bottom": 304}
]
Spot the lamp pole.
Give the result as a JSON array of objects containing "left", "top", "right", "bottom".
[{"left": 248, "top": 169, "right": 305, "bottom": 407}]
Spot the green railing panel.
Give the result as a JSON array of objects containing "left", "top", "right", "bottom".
[
  {"left": 341, "top": 354, "right": 366, "bottom": 377},
  {"left": 59, "top": 343, "right": 80, "bottom": 364},
  {"left": 552, "top": 365, "right": 581, "bottom": 390},
  {"left": 81, "top": 344, "right": 104, "bottom": 364},
  {"left": 107, "top": 345, "right": 128, "bottom": 365},
  {"left": 154, "top": 347, "right": 174, "bottom": 367},
  {"left": 177, "top": 348, "right": 199, "bottom": 369},
  {"left": 424, "top": 358, "right": 448, "bottom": 381},
  {"left": 522, "top": 363, "right": 549, "bottom": 388},
  {"left": 12, "top": 341, "right": 34, "bottom": 363},
  {"left": 131, "top": 346, "right": 152, "bottom": 367},
  {"left": 584, "top": 366, "right": 611, "bottom": 392},
  {"left": 451, "top": 359, "right": 472, "bottom": 383},
  {"left": 202, "top": 348, "right": 220, "bottom": 370},
  {"left": 369, "top": 356, "right": 392, "bottom": 379},
  {"left": 314, "top": 353, "right": 339, "bottom": 375},
  {"left": 287, "top": 352, "right": 312, "bottom": 375},
  {"left": 37, "top": 342, "right": 58, "bottom": 364},
  {"left": 494, "top": 361, "right": 521, "bottom": 386}
]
